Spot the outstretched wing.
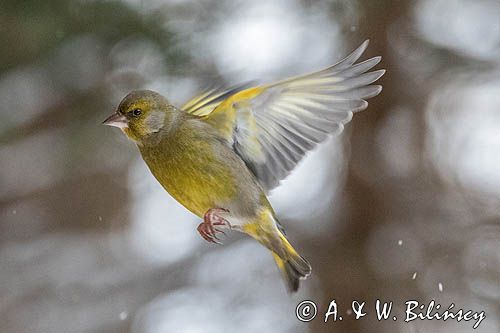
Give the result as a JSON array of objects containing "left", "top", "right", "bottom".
[{"left": 192, "top": 40, "right": 385, "bottom": 192}]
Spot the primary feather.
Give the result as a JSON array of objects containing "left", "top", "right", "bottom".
[{"left": 182, "top": 40, "right": 385, "bottom": 192}]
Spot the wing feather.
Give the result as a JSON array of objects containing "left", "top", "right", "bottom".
[
  {"left": 194, "top": 40, "right": 385, "bottom": 191},
  {"left": 181, "top": 83, "right": 251, "bottom": 117}
]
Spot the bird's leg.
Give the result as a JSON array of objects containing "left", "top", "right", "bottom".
[{"left": 197, "top": 208, "right": 231, "bottom": 244}]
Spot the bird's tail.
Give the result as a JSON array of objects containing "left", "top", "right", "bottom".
[
  {"left": 271, "top": 232, "right": 312, "bottom": 292},
  {"left": 243, "top": 211, "right": 311, "bottom": 292}
]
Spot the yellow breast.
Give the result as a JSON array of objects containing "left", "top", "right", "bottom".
[{"left": 139, "top": 123, "right": 237, "bottom": 217}]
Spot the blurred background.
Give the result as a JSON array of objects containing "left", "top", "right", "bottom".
[{"left": 1, "top": 0, "right": 499, "bottom": 332}]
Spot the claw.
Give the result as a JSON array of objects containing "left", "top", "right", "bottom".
[
  {"left": 197, "top": 224, "right": 220, "bottom": 244},
  {"left": 197, "top": 208, "right": 231, "bottom": 244},
  {"left": 214, "top": 228, "right": 226, "bottom": 236}
]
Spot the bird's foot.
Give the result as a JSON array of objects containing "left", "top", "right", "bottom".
[{"left": 197, "top": 208, "right": 231, "bottom": 244}]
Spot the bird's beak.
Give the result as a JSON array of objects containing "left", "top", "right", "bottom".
[{"left": 102, "top": 112, "right": 128, "bottom": 129}]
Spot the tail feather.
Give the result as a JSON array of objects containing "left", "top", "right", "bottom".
[
  {"left": 272, "top": 232, "right": 312, "bottom": 292},
  {"left": 243, "top": 211, "right": 311, "bottom": 292},
  {"left": 272, "top": 250, "right": 311, "bottom": 292}
]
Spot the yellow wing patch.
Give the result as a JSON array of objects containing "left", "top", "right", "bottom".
[
  {"left": 184, "top": 40, "right": 384, "bottom": 192},
  {"left": 202, "top": 86, "right": 266, "bottom": 141},
  {"left": 181, "top": 84, "right": 252, "bottom": 117}
]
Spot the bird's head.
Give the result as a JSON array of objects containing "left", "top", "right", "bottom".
[{"left": 103, "top": 90, "right": 176, "bottom": 142}]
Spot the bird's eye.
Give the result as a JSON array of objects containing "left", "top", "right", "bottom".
[{"left": 131, "top": 108, "right": 142, "bottom": 117}]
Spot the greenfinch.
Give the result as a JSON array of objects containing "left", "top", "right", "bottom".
[{"left": 103, "top": 40, "right": 384, "bottom": 292}]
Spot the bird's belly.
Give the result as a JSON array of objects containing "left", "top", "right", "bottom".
[
  {"left": 143, "top": 151, "right": 239, "bottom": 218},
  {"left": 161, "top": 169, "right": 235, "bottom": 217}
]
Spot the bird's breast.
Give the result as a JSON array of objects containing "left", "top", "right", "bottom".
[{"left": 139, "top": 132, "right": 240, "bottom": 218}]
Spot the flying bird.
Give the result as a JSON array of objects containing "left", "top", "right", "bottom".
[{"left": 103, "top": 40, "right": 384, "bottom": 292}]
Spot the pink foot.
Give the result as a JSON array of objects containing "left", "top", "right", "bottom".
[{"left": 197, "top": 208, "right": 230, "bottom": 244}]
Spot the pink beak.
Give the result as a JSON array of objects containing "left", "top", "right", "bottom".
[{"left": 102, "top": 112, "right": 128, "bottom": 129}]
